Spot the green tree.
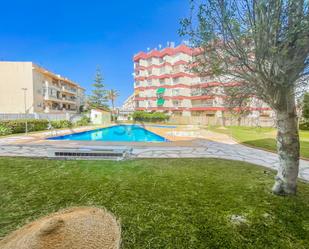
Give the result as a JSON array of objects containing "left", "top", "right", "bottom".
[
  {"left": 302, "top": 92, "right": 309, "bottom": 120},
  {"left": 107, "top": 89, "right": 119, "bottom": 112},
  {"left": 107, "top": 89, "right": 119, "bottom": 121},
  {"left": 88, "top": 67, "right": 108, "bottom": 109},
  {"left": 180, "top": 0, "right": 309, "bottom": 195}
]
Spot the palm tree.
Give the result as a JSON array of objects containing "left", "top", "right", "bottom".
[{"left": 107, "top": 89, "right": 119, "bottom": 120}]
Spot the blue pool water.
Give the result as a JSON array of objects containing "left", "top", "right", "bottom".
[{"left": 48, "top": 125, "right": 168, "bottom": 142}]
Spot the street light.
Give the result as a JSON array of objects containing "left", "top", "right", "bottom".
[{"left": 21, "top": 88, "right": 28, "bottom": 134}]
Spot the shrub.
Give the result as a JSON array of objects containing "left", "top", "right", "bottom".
[
  {"left": 50, "top": 120, "right": 73, "bottom": 129},
  {"left": 0, "top": 119, "right": 49, "bottom": 134},
  {"left": 132, "top": 111, "right": 169, "bottom": 122},
  {"left": 299, "top": 121, "right": 309, "bottom": 130},
  {"left": 0, "top": 125, "right": 12, "bottom": 136},
  {"left": 75, "top": 116, "right": 90, "bottom": 126}
]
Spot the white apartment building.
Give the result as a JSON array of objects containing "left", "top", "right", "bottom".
[
  {"left": 122, "top": 94, "right": 135, "bottom": 111},
  {"left": 0, "top": 62, "right": 85, "bottom": 114},
  {"left": 117, "top": 94, "right": 135, "bottom": 121}
]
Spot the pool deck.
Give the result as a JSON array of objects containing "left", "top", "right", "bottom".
[{"left": 0, "top": 124, "right": 308, "bottom": 182}]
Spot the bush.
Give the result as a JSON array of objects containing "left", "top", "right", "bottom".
[
  {"left": 0, "top": 125, "right": 12, "bottom": 136},
  {"left": 75, "top": 116, "right": 90, "bottom": 126},
  {"left": 132, "top": 111, "right": 169, "bottom": 122},
  {"left": 0, "top": 119, "right": 49, "bottom": 134},
  {"left": 50, "top": 120, "right": 73, "bottom": 129},
  {"left": 299, "top": 121, "right": 309, "bottom": 130}
]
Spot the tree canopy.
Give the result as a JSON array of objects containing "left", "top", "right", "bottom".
[
  {"left": 180, "top": 0, "right": 309, "bottom": 110},
  {"left": 180, "top": 0, "right": 309, "bottom": 195},
  {"left": 88, "top": 67, "right": 108, "bottom": 109}
]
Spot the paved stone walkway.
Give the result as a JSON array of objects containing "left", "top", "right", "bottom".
[
  {"left": 0, "top": 138, "right": 308, "bottom": 181},
  {"left": 132, "top": 139, "right": 309, "bottom": 181}
]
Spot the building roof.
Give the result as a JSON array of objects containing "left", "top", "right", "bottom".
[
  {"left": 32, "top": 63, "right": 85, "bottom": 90},
  {"left": 133, "top": 44, "right": 201, "bottom": 62},
  {"left": 91, "top": 107, "right": 111, "bottom": 113}
]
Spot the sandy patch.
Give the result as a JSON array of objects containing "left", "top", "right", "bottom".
[{"left": 0, "top": 207, "right": 121, "bottom": 249}]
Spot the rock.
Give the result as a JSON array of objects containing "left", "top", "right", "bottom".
[{"left": 230, "top": 214, "right": 247, "bottom": 225}]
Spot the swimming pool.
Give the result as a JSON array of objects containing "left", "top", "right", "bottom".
[{"left": 47, "top": 125, "right": 168, "bottom": 142}]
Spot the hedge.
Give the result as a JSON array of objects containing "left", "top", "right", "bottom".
[
  {"left": 0, "top": 119, "right": 49, "bottom": 134},
  {"left": 50, "top": 120, "right": 73, "bottom": 129},
  {"left": 75, "top": 116, "right": 90, "bottom": 126},
  {"left": 0, "top": 125, "right": 12, "bottom": 136},
  {"left": 132, "top": 111, "right": 169, "bottom": 122}
]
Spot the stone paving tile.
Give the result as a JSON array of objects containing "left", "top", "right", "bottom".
[{"left": 0, "top": 138, "right": 308, "bottom": 181}]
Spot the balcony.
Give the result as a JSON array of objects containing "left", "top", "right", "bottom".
[
  {"left": 61, "top": 86, "right": 77, "bottom": 94},
  {"left": 44, "top": 94, "right": 60, "bottom": 101},
  {"left": 61, "top": 97, "right": 76, "bottom": 104},
  {"left": 191, "top": 101, "right": 215, "bottom": 108}
]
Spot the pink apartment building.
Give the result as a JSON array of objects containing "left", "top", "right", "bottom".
[{"left": 133, "top": 44, "right": 273, "bottom": 123}]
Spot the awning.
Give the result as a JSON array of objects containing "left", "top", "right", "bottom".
[
  {"left": 157, "top": 98, "right": 165, "bottom": 106},
  {"left": 156, "top": 88, "right": 166, "bottom": 95}
]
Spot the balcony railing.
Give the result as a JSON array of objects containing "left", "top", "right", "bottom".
[
  {"left": 44, "top": 95, "right": 60, "bottom": 101},
  {"left": 191, "top": 102, "right": 215, "bottom": 107},
  {"left": 61, "top": 86, "right": 77, "bottom": 94},
  {"left": 44, "top": 94, "right": 76, "bottom": 104}
]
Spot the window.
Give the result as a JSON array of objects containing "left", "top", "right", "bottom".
[
  {"left": 147, "top": 79, "right": 152, "bottom": 85},
  {"left": 160, "top": 67, "right": 166, "bottom": 74},
  {"left": 147, "top": 58, "right": 152, "bottom": 66},
  {"left": 200, "top": 100, "right": 214, "bottom": 107},
  {"left": 200, "top": 77, "right": 208, "bottom": 83},
  {"left": 159, "top": 79, "right": 165, "bottom": 85},
  {"left": 173, "top": 78, "right": 180, "bottom": 84},
  {"left": 172, "top": 89, "right": 180, "bottom": 96},
  {"left": 173, "top": 65, "right": 181, "bottom": 72},
  {"left": 173, "top": 100, "right": 181, "bottom": 107},
  {"left": 159, "top": 58, "right": 164, "bottom": 64}
]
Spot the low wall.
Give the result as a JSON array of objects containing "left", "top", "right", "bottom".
[
  {"left": 168, "top": 116, "right": 275, "bottom": 127},
  {"left": 0, "top": 113, "right": 84, "bottom": 122}
]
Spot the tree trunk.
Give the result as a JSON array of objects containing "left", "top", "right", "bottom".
[
  {"left": 237, "top": 116, "right": 241, "bottom": 126},
  {"left": 112, "top": 99, "right": 115, "bottom": 122},
  {"left": 272, "top": 96, "right": 300, "bottom": 195},
  {"left": 222, "top": 111, "right": 226, "bottom": 127}
]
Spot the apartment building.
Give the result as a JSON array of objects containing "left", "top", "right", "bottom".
[
  {"left": 133, "top": 44, "right": 272, "bottom": 120},
  {"left": 122, "top": 94, "right": 135, "bottom": 111},
  {"left": 0, "top": 62, "right": 85, "bottom": 114}
]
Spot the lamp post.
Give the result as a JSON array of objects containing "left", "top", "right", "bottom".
[{"left": 21, "top": 88, "right": 28, "bottom": 134}]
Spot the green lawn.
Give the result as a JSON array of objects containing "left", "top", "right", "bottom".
[
  {"left": 1, "top": 158, "right": 309, "bottom": 248},
  {"left": 209, "top": 126, "right": 309, "bottom": 159}
]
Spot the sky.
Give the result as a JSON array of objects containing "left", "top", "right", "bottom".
[{"left": 0, "top": 0, "right": 190, "bottom": 106}]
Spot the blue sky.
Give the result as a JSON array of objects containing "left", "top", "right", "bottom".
[{"left": 0, "top": 0, "right": 190, "bottom": 106}]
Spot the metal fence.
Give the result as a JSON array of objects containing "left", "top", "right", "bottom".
[{"left": 0, "top": 113, "right": 84, "bottom": 122}]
